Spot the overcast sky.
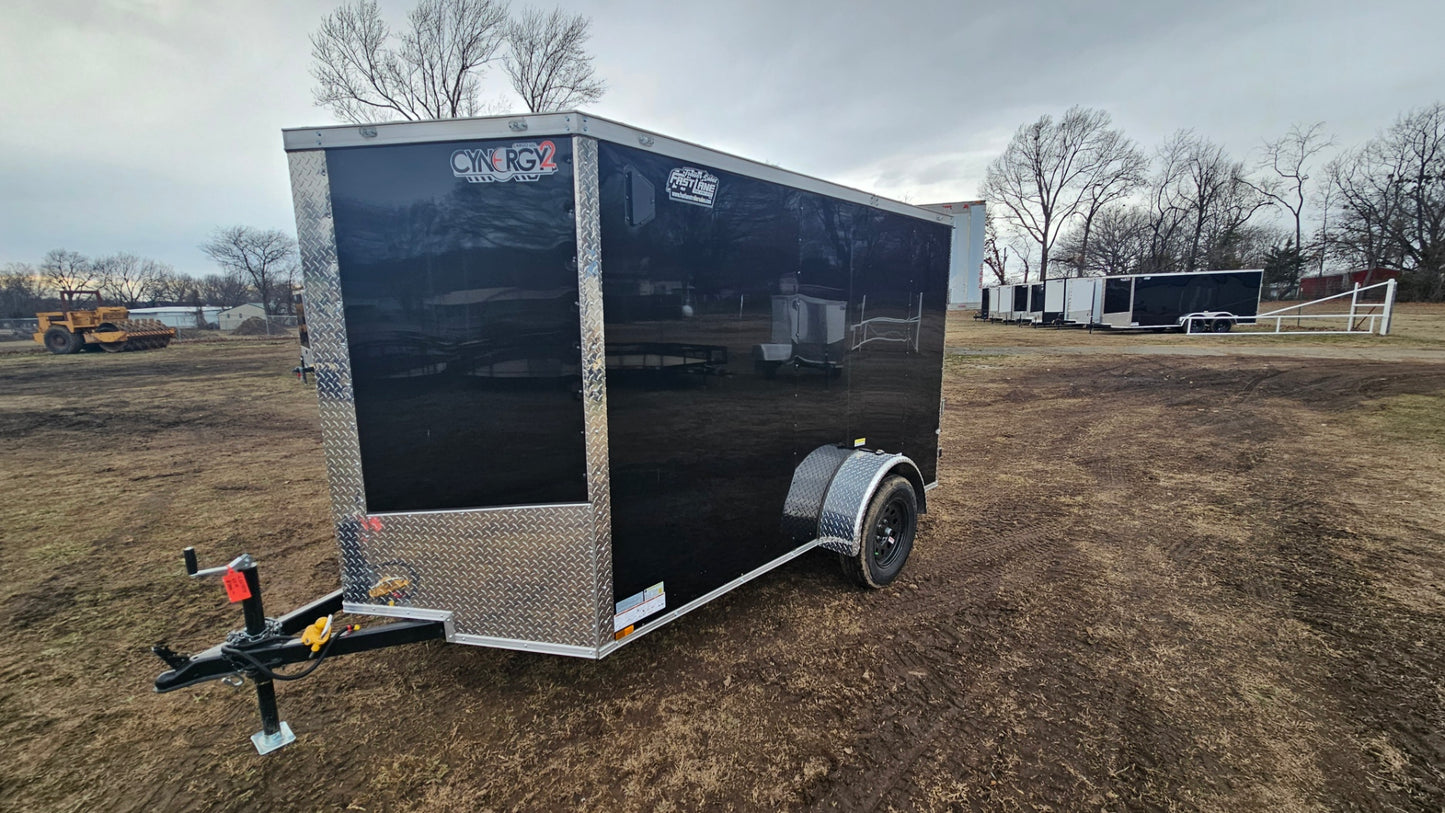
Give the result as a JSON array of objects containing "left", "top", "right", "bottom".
[{"left": 3, "top": 0, "right": 1442, "bottom": 274}]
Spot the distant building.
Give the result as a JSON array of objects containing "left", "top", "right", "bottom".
[
  {"left": 218, "top": 303, "right": 267, "bottom": 331},
  {"left": 921, "top": 200, "right": 986, "bottom": 310},
  {"left": 127, "top": 306, "right": 222, "bottom": 329},
  {"left": 1300, "top": 268, "right": 1400, "bottom": 299}
]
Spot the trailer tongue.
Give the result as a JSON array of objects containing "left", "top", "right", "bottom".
[
  {"left": 154, "top": 112, "right": 951, "bottom": 753},
  {"left": 153, "top": 547, "right": 445, "bottom": 753}
]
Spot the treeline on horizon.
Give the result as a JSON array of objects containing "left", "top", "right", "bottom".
[
  {"left": 0, "top": 227, "right": 298, "bottom": 320},
  {"left": 981, "top": 102, "right": 1445, "bottom": 301}
]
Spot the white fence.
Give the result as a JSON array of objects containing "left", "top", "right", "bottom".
[{"left": 1183, "top": 280, "right": 1397, "bottom": 336}]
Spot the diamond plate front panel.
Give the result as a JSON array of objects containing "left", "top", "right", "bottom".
[
  {"left": 287, "top": 146, "right": 609, "bottom": 652},
  {"left": 352, "top": 506, "right": 596, "bottom": 644}
]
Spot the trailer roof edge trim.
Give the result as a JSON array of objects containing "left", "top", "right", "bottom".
[{"left": 280, "top": 112, "right": 952, "bottom": 225}]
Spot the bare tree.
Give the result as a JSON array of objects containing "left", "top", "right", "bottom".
[
  {"left": 981, "top": 107, "right": 1142, "bottom": 287},
  {"left": 1325, "top": 102, "right": 1445, "bottom": 299},
  {"left": 1057, "top": 204, "right": 1152, "bottom": 276},
  {"left": 200, "top": 270, "right": 255, "bottom": 309},
  {"left": 503, "top": 7, "right": 605, "bottom": 113},
  {"left": 40, "top": 249, "right": 95, "bottom": 294},
  {"left": 1244, "top": 122, "right": 1333, "bottom": 293},
  {"left": 147, "top": 267, "right": 195, "bottom": 305},
  {"left": 1153, "top": 131, "right": 1270, "bottom": 273},
  {"left": 200, "top": 228, "right": 297, "bottom": 315},
  {"left": 93, "top": 253, "right": 171, "bottom": 306},
  {"left": 310, "top": 0, "right": 509, "bottom": 123},
  {"left": 1068, "top": 129, "right": 1147, "bottom": 276},
  {"left": 0, "top": 262, "right": 46, "bottom": 318},
  {"left": 981, "top": 209, "right": 1009, "bottom": 285}
]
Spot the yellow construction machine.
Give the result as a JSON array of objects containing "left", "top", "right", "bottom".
[{"left": 34, "top": 290, "right": 176, "bottom": 354}]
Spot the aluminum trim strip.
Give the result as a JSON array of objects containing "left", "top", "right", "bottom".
[
  {"left": 287, "top": 149, "right": 370, "bottom": 589},
  {"left": 366, "top": 501, "right": 590, "bottom": 519},
  {"left": 573, "top": 135, "right": 616, "bottom": 652},
  {"left": 599, "top": 541, "right": 823, "bottom": 656},
  {"left": 282, "top": 113, "right": 578, "bottom": 151},
  {"left": 451, "top": 634, "right": 601, "bottom": 660},
  {"left": 342, "top": 603, "right": 456, "bottom": 639},
  {"left": 282, "top": 112, "right": 951, "bottom": 225}
]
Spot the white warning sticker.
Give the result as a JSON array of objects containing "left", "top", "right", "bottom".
[{"left": 614, "top": 582, "right": 666, "bottom": 631}]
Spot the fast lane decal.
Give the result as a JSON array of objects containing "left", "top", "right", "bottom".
[
  {"left": 666, "top": 167, "right": 719, "bottom": 207},
  {"left": 450, "top": 140, "right": 559, "bottom": 183}
]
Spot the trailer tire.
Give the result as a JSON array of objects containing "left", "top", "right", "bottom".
[
  {"left": 841, "top": 475, "right": 917, "bottom": 589},
  {"left": 43, "top": 326, "right": 82, "bottom": 355},
  {"left": 1212, "top": 319, "right": 1232, "bottom": 333}
]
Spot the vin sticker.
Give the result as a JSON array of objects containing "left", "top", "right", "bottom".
[
  {"left": 450, "top": 140, "right": 559, "bottom": 183},
  {"left": 614, "top": 582, "right": 666, "bottom": 631},
  {"left": 666, "top": 167, "right": 718, "bottom": 207}
]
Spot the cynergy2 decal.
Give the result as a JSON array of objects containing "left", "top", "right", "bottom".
[{"left": 450, "top": 140, "right": 559, "bottom": 183}]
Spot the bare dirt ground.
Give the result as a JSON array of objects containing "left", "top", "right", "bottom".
[{"left": 2, "top": 333, "right": 1443, "bottom": 811}]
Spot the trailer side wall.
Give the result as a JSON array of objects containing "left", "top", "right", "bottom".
[
  {"left": 1131, "top": 271, "right": 1263, "bottom": 326},
  {"left": 596, "top": 141, "right": 950, "bottom": 617}
]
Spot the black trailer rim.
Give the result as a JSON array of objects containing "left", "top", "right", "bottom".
[{"left": 872, "top": 495, "right": 911, "bottom": 567}]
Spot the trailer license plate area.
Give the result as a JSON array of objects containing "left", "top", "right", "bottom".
[{"left": 614, "top": 583, "right": 666, "bottom": 632}]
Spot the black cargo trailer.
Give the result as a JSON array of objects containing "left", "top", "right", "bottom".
[
  {"left": 154, "top": 112, "right": 952, "bottom": 752},
  {"left": 1096, "top": 269, "right": 1262, "bottom": 331}
]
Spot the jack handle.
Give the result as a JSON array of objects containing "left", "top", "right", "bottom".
[{"left": 183, "top": 546, "right": 254, "bottom": 579}]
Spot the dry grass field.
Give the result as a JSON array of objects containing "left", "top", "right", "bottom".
[
  {"left": 947, "top": 301, "right": 1445, "bottom": 351},
  {"left": 1, "top": 318, "right": 1443, "bottom": 811}
]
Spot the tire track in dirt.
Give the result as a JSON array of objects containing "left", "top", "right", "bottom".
[{"left": 821, "top": 353, "right": 1445, "bottom": 810}]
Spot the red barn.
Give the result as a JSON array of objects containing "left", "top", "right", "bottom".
[{"left": 1300, "top": 268, "right": 1400, "bottom": 299}]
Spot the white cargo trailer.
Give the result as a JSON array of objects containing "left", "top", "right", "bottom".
[{"left": 1063, "top": 277, "right": 1103, "bottom": 325}]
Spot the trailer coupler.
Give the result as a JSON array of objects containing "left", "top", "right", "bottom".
[{"left": 152, "top": 547, "right": 445, "bottom": 754}]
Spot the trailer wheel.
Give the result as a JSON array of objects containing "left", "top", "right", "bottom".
[
  {"left": 1212, "top": 319, "right": 1232, "bottom": 333},
  {"left": 43, "top": 326, "right": 82, "bottom": 355},
  {"left": 841, "top": 475, "right": 917, "bottom": 589}
]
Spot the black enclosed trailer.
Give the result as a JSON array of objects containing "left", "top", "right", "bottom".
[
  {"left": 1097, "top": 269, "right": 1262, "bottom": 331},
  {"left": 155, "top": 112, "right": 951, "bottom": 751}
]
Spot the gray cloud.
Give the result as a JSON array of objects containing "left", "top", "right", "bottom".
[{"left": 1, "top": 0, "right": 1442, "bottom": 271}]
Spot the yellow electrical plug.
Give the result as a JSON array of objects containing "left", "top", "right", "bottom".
[{"left": 300, "top": 615, "right": 333, "bottom": 652}]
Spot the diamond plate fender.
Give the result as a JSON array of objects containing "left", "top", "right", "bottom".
[
  {"left": 814, "top": 451, "right": 926, "bottom": 556},
  {"left": 781, "top": 445, "right": 854, "bottom": 543}
]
